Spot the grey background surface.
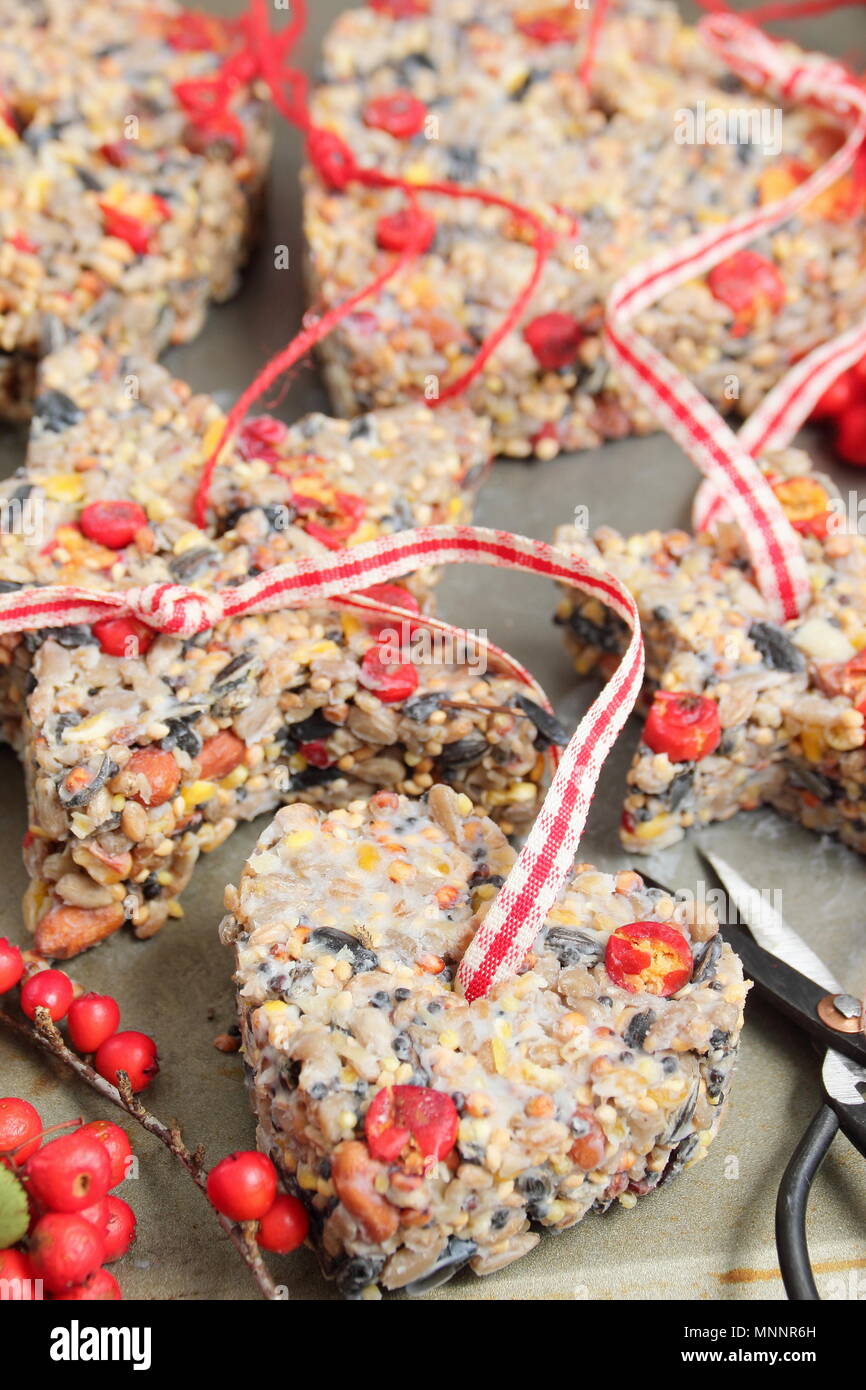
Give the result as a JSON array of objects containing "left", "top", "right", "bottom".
[{"left": 1, "top": 0, "right": 865, "bottom": 1300}]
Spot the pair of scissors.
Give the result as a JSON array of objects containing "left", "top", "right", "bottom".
[{"left": 642, "top": 851, "right": 866, "bottom": 1301}]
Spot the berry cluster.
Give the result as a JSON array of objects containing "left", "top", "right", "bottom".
[
  {"left": 810, "top": 355, "right": 866, "bottom": 466},
  {"left": 0, "top": 1101, "right": 136, "bottom": 1300},
  {"left": 0, "top": 937, "right": 158, "bottom": 1092},
  {"left": 206, "top": 1150, "right": 308, "bottom": 1256}
]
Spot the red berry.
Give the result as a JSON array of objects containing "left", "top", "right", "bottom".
[
  {"left": 851, "top": 355, "right": 866, "bottom": 391},
  {"left": 357, "top": 583, "right": 422, "bottom": 637},
  {"left": 363, "top": 92, "right": 428, "bottom": 140},
  {"left": 256, "top": 1193, "right": 309, "bottom": 1254},
  {"left": 102, "top": 1195, "right": 136, "bottom": 1261},
  {"left": 359, "top": 646, "right": 419, "bottom": 703},
  {"left": 91, "top": 616, "right": 154, "bottom": 658},
  {"left": 78, "top": 1197, "right": 110, "bottom": 1234},
  {"left": 365, "top": 1084, "right": 459, "bottom": 1164},
  {"left": 67, "top": 993, "right": 120, "bottom": 1054},
  {"left": 26, "top": 1130, "right": 112, "bottom": 1212},
  {"left": 810, "top": 369, "right": 857, "bottom": 421},
  {"left": 707, "top": 250, "right": 786, "bottom": 331},
  {"left": 79, "top": 499, "right": 147, "bottom": 550},
  {"left": 835, "top": 403, "right": 866, "bottom": 466},
  {"left": 0, "top": 1097, "right": 42, "bottom": 1164},
  {"left": 29, "top": 1212, "right": 105, "bottom": 1292},
  {"left": 604, "top": 921, "right": 693, "bottom": 998},
  {"left": 20, "top": 968, "right": 74, "bottom": 1023},
  {"left": 298, "top": 740, "right": 332, "bottom": 769},
  {"left": 375, "top": 207, "right": 436, "bottom": 254},
  {"left": 516, "top": 8, "right": 581, "bottom": 43},
  {"left": 523, "top": 312, "right": 583, "bottom": 370},
  {"left": 94, "top": 1032, "right": 159, "bottom": 1093},
  {"left": 0, "top": 937, "right": 24, "bottom": 993},
  {"left": 206, "top": 1151, "right": 277, "bottom": 1222},
  {"left": 53, "top": 1267, "right": 122, "bottom": 1300},
  {"left": 642, "top": 691, "right": 721, "bottom": 763},
  {"left": 0, "top": 1246, "right": 40, "bottom": 1299},
  {"left": 81, "top": 1120, "right": 133, "bottom": 1188}
]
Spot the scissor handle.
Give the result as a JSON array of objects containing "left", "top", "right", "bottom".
[{"left": 775, "top": 1103, "right": 839, "bottom": 1301}]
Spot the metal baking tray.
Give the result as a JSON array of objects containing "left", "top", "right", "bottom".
[{"left": 1, "top": 0, "right": 864, "bottom": 1300}]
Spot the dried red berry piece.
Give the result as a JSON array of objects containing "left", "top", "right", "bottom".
[
  {"left": 293, "top": 486, "right": 367, "bottom": 548},
  {"left": 359, "top": 646, "right": 419, "bottom": 703},
  {"left": 835, "top": 403, "right": 866, "bottom": 466},
  {"left": 523, "top": 312, "right": 583, "bottom": 370},
  {"left": 298, "top": 740, "right": 332, "bottom": 768},
  {"left": 363, "top": 91, "right": 428, "bottom": 139},
  {"left": 165, "top": 10, "right": 231, "bottom": 51},
  {"left": 516, "top": 8, "right": 580, "bottom": 43},
  {"left": 376, "top": 207, "right": 437, "bottom": 254},
  {"left": 365, "top": 1084, "right": 459, "bottom": 1165},
  {"left": 183, "top": 112, "right": 246, "bottom": 158},
  {"left": 772, "top": 476, "right": 832, "bottom": 540},
  {"left": 357, "top": 583, "right": 422, "bottom": 636},
  {"left": 79, "top": 499, "right": 147, "bottom": 549},
  {"left": 91, "top": 616, "right": 154, "bottom": 658},
  {"left": 642, "top": 691, "right": 721, "bottom": 762},
  {"left": 707, "top": 250, "right": 786, "bottom": 335},
  {"left": 604, "top": 921, "right": 693, "bottom": 997},
  {"left": 98, "top": 200, "right": 168, "bottom": 255}
]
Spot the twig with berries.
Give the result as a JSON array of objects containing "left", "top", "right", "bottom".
[{"left": 0, "top": 938, "right": 306, "bottom": 1300}]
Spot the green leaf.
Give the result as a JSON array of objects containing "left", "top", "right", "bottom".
[{"left": 0, "top": 1163, "right": 29, "bottom": 1247}]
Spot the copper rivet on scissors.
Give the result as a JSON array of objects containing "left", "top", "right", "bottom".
[{"left": 817, "top": 993, "right": 863, "bottom": 1035}]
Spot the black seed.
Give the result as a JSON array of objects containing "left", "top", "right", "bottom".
[
  {"left": 76, "top": 165, "right": 103, "bottom": 191},
  {"left": 160, "top": 715, "right": 204, "bottom": 757},
  {"left": 169, "top": 547, "right": 215, "bottom": 583},
  {"left": 652, "top": 605, "right": 672, "bottom": 622},
  {"left": 564, "top": 607, "right": 624, "bottom": 652},
  {"left": 661, "top": 1055, "right": 678, "bottom": 1075},
  {"left": 0, "top": 580, "right": 22, "bottom": 593},
  {"left": 142, "top": 873, "right": 161, "bottom": 901},
  {"left": 319, "top": 1158, "right": 332, "bottom": 1179},
  {"left": 56, "top": 752, "right": 113, "bottom": 808},
  {"left": 691, "top": 935, "right": 722, "bottom": 985},
  {"left": 468, "top": 869, "right": 504, "bottom": 889},
  {"left": 490, "top": 1209, "right": 509, "bottom": 1229},
  {"left": 748, "top": 621, "right": 805, "bottom": 673},
  {"left": 282, "top": 710, "right": 335, "bottom": 743},
  {"left": 336, "top": 1255, "right": 384, "bottom": 1298},
  {"left": 402, "top": 693, "right": 442, "bottom": 722},
  {"left": 403, "top": 1238, "right": 476, "bottom": 1297},
  {"left": 214, "top": 652, "right": 254, "bottom": 685},
  {"left": 309, "top": 927, "right": 378, "bottom": 975},
  {"left": 34, "top": 389, "right": 82, "bottom": 432},
  {"left": 709, "top": 1028, "right": 730, "bottom": 1049},
  {"left": 394, "top": 988, "right": 411, "bottom": 1002},
  {"left": 438, "top": 735, "right": 488, "bottom": 767},
  {"left": 392, "top": 1033, "right": 412, "bottom": 1060},
  {"left": 347, "top": 416, "right": 372, "bottom": 440},
  {"left": 369, "top": 991, "right": 390, "bottom": 1009},
  {"left": 543, "top": 925, "right": 602, "bottom": 968},
  {"left": 446, "top": 144, "right": 479, "bottom": 181},
  {"left": 309, "top": 1083, "right": 327, "bottom": 1101},
  {"left": 666, "top": 768, "right": 694, "bottom": 811},
  {"left": 516, "top": 1171, "right": 551, "bottom": 1200},
  {"left": 623, "top": 1008, "right": 656, "bottom": 1050},
  {"left": 514, "top": 694, "right": 569, "bottom": 748}
]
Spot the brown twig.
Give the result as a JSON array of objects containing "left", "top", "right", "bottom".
[{"left": 0, "top": 1003, "right": 281, "bottom": 1301}]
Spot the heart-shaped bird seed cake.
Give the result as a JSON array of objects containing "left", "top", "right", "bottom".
[
  {"left": 222, "top": 784, "right": 747, "bottom": 1298},
  {"left": 0, "top": 334, "right": 562, "bottom": 960},
  {"left": 553, "top": 448, "right": 866, "bottom": 856}
]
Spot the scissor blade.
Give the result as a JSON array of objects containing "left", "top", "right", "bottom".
[
  {"left": 822, "top": 1050, "right": 866, "bottom": 1106},
  {"left": 700, "top": 849, "right": 842, "bottom": 994}
]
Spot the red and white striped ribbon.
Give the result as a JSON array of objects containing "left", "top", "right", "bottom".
[
  {"left": 605, "top": 12, "right": 866, "bottom": 619},
  {"left": 0, "top": 524, "right": 642, "bottom": 1002}
]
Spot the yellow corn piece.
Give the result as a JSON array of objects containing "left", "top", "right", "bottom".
[
  {"left": 357, "top": 845, "right": 379, "bottom": 871},
  {"left": 284, "top": 828, "right": 315, "bottom": 850},
  {"left": 42, "top": 473, "right": 85, "bottom": 503},
  {"left": 181, "top": 780, "right": 217, "bottom": 809}
]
